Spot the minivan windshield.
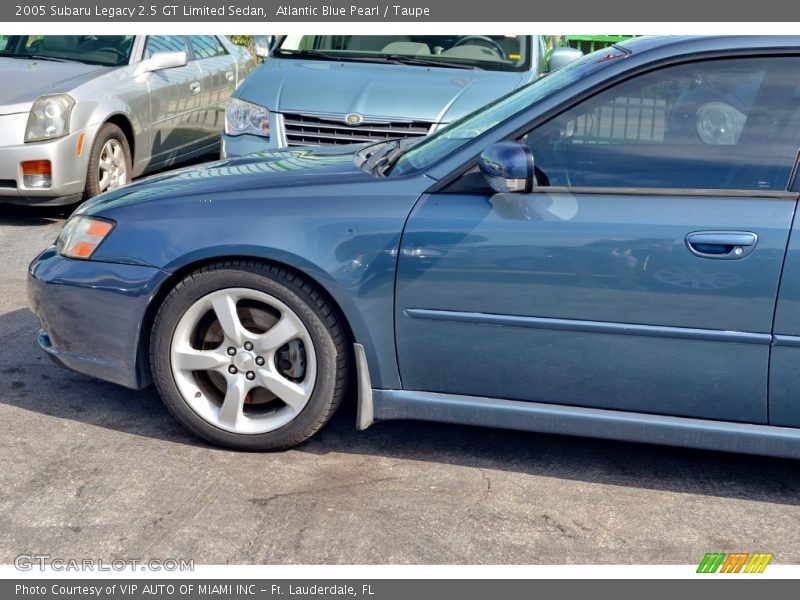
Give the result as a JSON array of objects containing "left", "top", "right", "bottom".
[
  {"left": 391, "top": 50, "right": 623, "bottom": 175},
  {"left": 275, "top": 35, "right": 531, "bottom": 72},
  {"left": 0, "top": 35, "right": 135, "bottom": 67}
]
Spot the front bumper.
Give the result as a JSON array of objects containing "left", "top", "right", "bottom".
[
  {"left": 0, "top": 114, "right": 92, "bottom": 205},
  {"left": 28, "top": 246, "right": 171, "bottom": 389}
]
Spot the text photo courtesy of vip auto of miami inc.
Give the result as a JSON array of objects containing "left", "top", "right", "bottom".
[{"left": 1, "top": 1, "right": 800, "bottom": 591}]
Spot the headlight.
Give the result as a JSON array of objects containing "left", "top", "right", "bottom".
[
  {"left": 56, "top": 216, "right": 115, "bottom": 260},
  {"left": 225, "top": 97, "right": 270, "bottom": 137},
  {"left": 25, "top": 94, "right": 76, "bottom": 143}
]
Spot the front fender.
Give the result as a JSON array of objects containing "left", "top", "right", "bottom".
[{"left": 88, "top": 180, "right": 427, "bottom": 389}]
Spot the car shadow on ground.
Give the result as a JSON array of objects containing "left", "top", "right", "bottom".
[
  {"left": 0, "top": 203, "right": 73, "bottom": 227},
  {"left": 2, "top": 305, "right": 799, "bottom": 506}
]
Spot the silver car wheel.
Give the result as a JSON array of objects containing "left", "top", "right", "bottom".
[
  {"left": 97, "top": 139, "right": 128, "bottom": 192},
  {"left": 169, "top": 287, "right": 317, "bottom": 435}
]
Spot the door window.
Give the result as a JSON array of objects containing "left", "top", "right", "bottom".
[
  {"left": 189, "top": 36, "right": 228, "bottom": 59},
  {"left": 144, "top": 35, "right": 187, "bottom": 59},
  {"left": 526, "top": 57, "right": 800, "bottom": 191}
]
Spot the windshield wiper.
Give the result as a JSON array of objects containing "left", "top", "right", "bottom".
[
  {"left": 0, "top": 52, "right": 76, "bottom": 63},
  {"left": 277, "top": 49, "right": 397, "bottom": 64},
  {"left": 362, "top": 137, "right": 419, "bottom": 175},
  {"left": 383, "top": 54, "right": 481, "bottom": 70},
  {"left": 276, "top": 49, "right": 342, "bottom": 61}
]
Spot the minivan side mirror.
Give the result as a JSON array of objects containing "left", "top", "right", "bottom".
[
  {"left": 136, "top": 50, "right": 188, "bottom": 75},
  {"left": 478, "top": 142, "right": 534, "bottom": 194},
  {"left": 549, "top": 46, "right": 583, "bottom": 72},
  {"left": 253, "top": 35, "right": 274, "bottom": 58}
]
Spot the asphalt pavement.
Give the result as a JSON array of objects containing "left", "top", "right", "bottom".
[{"left": 1, "top": 201, "right": 799, "bottom": 565}]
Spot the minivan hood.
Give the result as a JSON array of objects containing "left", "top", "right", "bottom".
[
  {"left": 0, "top": 57, "right": 108, "bottom": 112},
  {"left": 80, "top": 145, "right": 371, "bottom": 213},
  {"left": 236, "top": 58, "right": 527, "bottom": 125}
]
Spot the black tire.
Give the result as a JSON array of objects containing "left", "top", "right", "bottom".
[
  {"left": 84, "top": 123, "right": 132, "bottom": 199},
  {"left": 150, "top": 260, "right": 350, "bottom": 451}
]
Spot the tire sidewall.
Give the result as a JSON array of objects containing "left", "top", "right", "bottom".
[
  {"left": 151, "top": 266, "right": 340, "bottom": 450},
  {"left": 85, "top": 123, "right": 132, "bottom": 199}
]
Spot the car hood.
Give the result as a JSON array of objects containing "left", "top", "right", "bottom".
[
  {"left": 237, "top": 58, "right": 527, "bottom": 125},
  {"left": 0, "top": 57, "right": 109, "bottom": 113},
  {"left": 80, "top": 145, "right": 373, "bottom": 213}
]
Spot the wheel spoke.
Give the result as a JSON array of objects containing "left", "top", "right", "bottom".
[
  {"left": 259, "top": 370, "right": 309, "bottom": 413},
  {"left": 173, "top": 346, "right": 229, "bottom": 372},
  {"left": 219, "top": 376, "right": 248, "bottom": 428},
  {"left": 211, "top": 295, "right": 244, "bottom": 345},
  {"left": 99, "top": 157, "right": 113, "bottom": 171},
  {"left": 254, "top": 314, "right": 302, "bottom": 353}
]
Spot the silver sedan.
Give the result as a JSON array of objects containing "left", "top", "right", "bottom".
[{"left": 0, "top": 35, "right": 255, "bottom": 206}]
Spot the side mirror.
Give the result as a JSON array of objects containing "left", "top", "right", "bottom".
[
  {"left": 136, "top": 50, "right": 188, "bottom": 75},
  {"left": 253, "top": 35, "right": 274, "bottom": 58},
  {"left": 548, "top": 46, "right": 583, "bottom": 72},
  {"left": 478, "top": 141, "right": 534, "bottom": 194}
]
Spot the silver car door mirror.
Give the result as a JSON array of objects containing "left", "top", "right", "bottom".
[{"left": 136, "top": 50, "right": 188, "bottom": 75}]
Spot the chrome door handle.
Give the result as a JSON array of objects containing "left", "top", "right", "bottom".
[
  {"left": 685, "top": 231, "right": 758, "bottom": 260},
  {"left": 189, "top": 81, "right": 201, "bottom": 93},
  {"left": 225, "top": 70, "right": 235, "bottom": 81}
]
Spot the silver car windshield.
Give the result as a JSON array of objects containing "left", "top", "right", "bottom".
[
  {"left": 274, "top": 35, "right": 531, "bottom": 72},
  {"left": 0, "top": 35, "right": 135, "bottom": 67},
  {"left": 391, "top": 51, "right": 623, "bottom": 175}
]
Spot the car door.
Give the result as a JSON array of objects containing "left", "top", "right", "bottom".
[
  {"left": 143, "top": 35, "right": 204, "bottom": 168},
  {"left": 187, "top": 35, "right": 236, "bottom": 151},
  {"left": 395, "top": 55, "right": 800, "bottom": 423}
]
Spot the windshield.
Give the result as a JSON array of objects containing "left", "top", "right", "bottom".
[
  {"left": 0, "top": 35, "right": 135, "bottom": 67},
  {"left": 275, "top": 35, "right": 531, "bottom": 72},
  {"left": 391, "top": 50, "right": 623, "bottom": 175}
]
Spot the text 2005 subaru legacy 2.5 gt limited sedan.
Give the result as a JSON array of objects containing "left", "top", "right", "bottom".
[{"left": 28, "top": 36, "right": 800, "bottom": 456}]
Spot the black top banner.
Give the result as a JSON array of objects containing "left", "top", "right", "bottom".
[{"left": 0, "top": 0, "right": 795, "bottom": 22}]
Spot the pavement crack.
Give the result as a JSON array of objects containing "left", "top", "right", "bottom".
[{"left": 248, "top": 475, "right": 402, "bottom": 508}]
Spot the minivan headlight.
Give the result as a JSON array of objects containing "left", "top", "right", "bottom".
[
  {"left": 56, "top": 216, "right": 115, "bottom": 260},
  {"left": 25, "top": 94, "right": 75, "bottom": 142},
  {"left": 225, "top": 97, "right": 270, "bottom": 137}
]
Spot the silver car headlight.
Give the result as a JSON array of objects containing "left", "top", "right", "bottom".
[
  {"left": 25, "top": 94, "right": 76, "bottom": 143},
  {"left": 225, "top": 97, "right": 270, "bottom": 137}
]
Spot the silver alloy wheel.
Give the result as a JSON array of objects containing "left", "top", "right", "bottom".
[
  {"left": 169, "top": 288, "right": 317, "bottom": 435},
  {"left": 97, "top": 139, "right": 128, "bottom": 192}
]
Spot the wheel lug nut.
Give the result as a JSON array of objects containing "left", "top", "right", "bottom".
[
  {"left": 255, "top": 356, "right": 265, "bottom": 366},
  {"left": 227, "top": 347, "right": 236, "bottom": 356},
  {"left": 244, "top": 341, "right": 254, "bottom": 351},
  {"left": 228, "top": 365, "right": 238, "bottom": 375},
  {"left": 246, "top": 371, "right": 255, "bottom": 381}
]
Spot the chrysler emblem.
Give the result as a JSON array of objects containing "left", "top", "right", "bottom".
[{"left": 345, "top": 113, "right": 363, "bottom": 126}]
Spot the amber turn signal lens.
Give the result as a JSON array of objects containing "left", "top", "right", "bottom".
[{"left": 21, "top": 160, "right": 51, "bottom": 175}]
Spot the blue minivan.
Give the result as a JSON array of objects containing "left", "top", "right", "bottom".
[{"left": 221, "top": 35, "right": 581, "bottom": 156}]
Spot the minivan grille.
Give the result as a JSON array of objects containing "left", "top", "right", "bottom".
[{"left": 282, "top": 112, "right": 433, "bottom": 146}]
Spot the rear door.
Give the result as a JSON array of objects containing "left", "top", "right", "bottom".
[
  {"left": 143, "top": 35, "right": 205, "bottom": 167},
  {"left": 395, "top": 55, "right": 800, "bottom": 423},
  {"left": 188, "top": 35, "right": 237, "bottom": 151}
]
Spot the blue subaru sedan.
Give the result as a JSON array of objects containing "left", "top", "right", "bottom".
[{"left": 28, "top": 36, "right": 800, "bottom": 456}]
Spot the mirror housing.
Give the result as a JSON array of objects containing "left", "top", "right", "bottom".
[
  {"left": 549, "top": 46, "right": 583, "bottom": 72},
  {"left": 253, "top": 35, "right": 274, "bottom": 58},
  {"left": 478, "top": 141, "right": 534, "bottom": 194},
  {"left": 136, "top": 50, "right": 188, "bottom": 75}
]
